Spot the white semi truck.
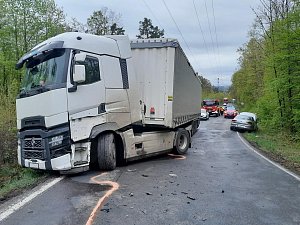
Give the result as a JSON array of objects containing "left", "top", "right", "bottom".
[{"left": 16, "top": 32, "right": 202, "bottom": 173}]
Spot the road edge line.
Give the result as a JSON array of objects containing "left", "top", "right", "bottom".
[
  {"left": 0, "top": 176, "right": 65, "bottom": 222},
  {"left": 237, "top": 132, "right": 300, "bottom": 182}
]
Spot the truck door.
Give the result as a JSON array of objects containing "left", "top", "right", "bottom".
[{"left": 67, "top": 52, "right": 105, "bottom": 118}]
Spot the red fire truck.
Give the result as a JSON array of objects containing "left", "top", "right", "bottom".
[{"left": 202, "top": 99, "right": 220, "bottom": 117}]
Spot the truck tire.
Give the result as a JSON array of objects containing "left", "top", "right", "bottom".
[
  {"left": 174, "top": 128, "right": 190, "bottom": 155},
  {"left": 97, "top": 133, "right": 116, "bottom": 170}
]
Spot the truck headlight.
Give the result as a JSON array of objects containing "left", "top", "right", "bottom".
[{"left": 49, "top": 135, "right": 64, "bottom": 148}]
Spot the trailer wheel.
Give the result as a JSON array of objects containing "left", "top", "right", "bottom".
[
  {"left": 97, "top": 133, "right": 116, "bottom": 170},
  {"left": 174, "top": 128, "right": 190, "bottom": 155}
]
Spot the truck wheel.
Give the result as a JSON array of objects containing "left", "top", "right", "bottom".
[
  {"left": 97, "top": 133, "right": 116, "bottom": 170},
  {"left": 174, "top": 128, "right": 190, "bottom": 155}
]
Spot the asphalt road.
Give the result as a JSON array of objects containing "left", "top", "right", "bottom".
[{"left": 1, "top": 116, "right": 300, "bottom": 225}]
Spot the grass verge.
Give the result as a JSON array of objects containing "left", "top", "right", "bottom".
[
  {"left": 243, "top": 129, "right": 300, "bottom": 176},
  {"left": 0, "top": 165, "right": 47, "bottom": 202}
]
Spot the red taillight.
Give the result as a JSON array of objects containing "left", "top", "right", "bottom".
[{"left": 150, "top": 107, "right": 155, "bottom": 115}]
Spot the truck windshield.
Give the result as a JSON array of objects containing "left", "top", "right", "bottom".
[
  {"left": 203, "top": 100, "right": 218, "bottom": 106},
  {"left": 19, "top": 48, "right": 70, "bottom": 97}
]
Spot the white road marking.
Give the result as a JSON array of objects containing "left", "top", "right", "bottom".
[
  {"left": 0, "top": 176, "right": 64, "bottom": 222},
  {"left": 237, "top": 132, "right": 300, "bottom": 182}
]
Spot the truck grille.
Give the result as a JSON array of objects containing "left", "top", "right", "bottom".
[
  {"left": 24, "top": 150, "right": 44, "bottom": 160},
  {"left": 23, "top": 137, "right": 45, "bottom": 160},
  {"left": 24, "top": 138, "right": 43, "bottom": 148}
]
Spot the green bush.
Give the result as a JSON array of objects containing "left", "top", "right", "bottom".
[{"left": 0, "top": 165, "right": 46, "bottom": 199}]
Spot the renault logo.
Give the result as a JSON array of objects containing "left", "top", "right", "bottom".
[{"left": 31, "top": 138, "right": 36, "bottom": 147}]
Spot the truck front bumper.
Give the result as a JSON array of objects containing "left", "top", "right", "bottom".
[{"left": 18, "top": 124, "right": 72, "bottom": 170}]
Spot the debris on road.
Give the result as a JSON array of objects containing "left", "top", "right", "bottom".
[
  {"left": 169, "top": 173, "right": 177, "bottom": 177},
  {"left": 146, "top": 192, "right": 152, "bottom": 195},
  {"left": 129, "top": 192, "right": 134, "bottom": 197},
  {"left": 222, "top": 190, "right": 225, "bottom": 193},
  {"left": 181, "top": 191, "right": 188, "bottom": 195},
  {"left": 142, "top": 174, "right": 149, "bottom": 177},
  {"left": 100, "top": 208, "right": 110, "bottom": 213},
  {"left": 187, "top": 196, "right": 196, "bottom": 200},
  {"left": 127, "top": 169, "right": 137, "bottom": 172}
]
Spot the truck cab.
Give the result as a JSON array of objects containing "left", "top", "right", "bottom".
[{"left": 16, "top": 32, "right": 140, "bottom": 172}]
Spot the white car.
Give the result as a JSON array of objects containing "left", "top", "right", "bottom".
[{"left": 200, "top": 108, "right": 209, "bottom": 120}]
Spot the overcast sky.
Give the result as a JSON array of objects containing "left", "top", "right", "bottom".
[{"left": 55, "top": 0, "right": 261, "bottom": 86}]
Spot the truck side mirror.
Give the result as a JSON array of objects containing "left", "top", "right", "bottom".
[{"left": 73, "top": 64, "right": 86, "bottom": 83}]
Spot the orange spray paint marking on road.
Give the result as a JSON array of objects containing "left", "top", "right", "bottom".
[
  {"left": 168, "top": 153, "right": 186, "bottom": 160},
  {"left": 85, "top": 173, "right": 119, "bottom": 225},
  {"left": 86, "top": 153, "right": 185, "bottom": 224}
]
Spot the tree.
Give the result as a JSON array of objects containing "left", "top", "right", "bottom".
[
  {"left": 66, "top": 17, "right": 87, "bottom": 33},
  {"left": 137, "top": 18, "right": 164, "bottom": 39},
  {"left": 87, "top": 8, "right": 125, "bottom": 35},
  {"left": 231, "top": 36, "right": 265, "bottom": 111},
  {"left": 0, "top": 0, "right": 68, "bottom": 165},
  {"left": 110, "top": 23, "right": 125, "bottom": 35},
  {"left": 197, "top": 74, "right": 213, "bottom": 96},
  {"left": 231, "top": 0, "right": 300, "bottom": 135}
]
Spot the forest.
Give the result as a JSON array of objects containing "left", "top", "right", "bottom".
[{"left": 231, "top": 0, "right": 300, "bottom": 137}]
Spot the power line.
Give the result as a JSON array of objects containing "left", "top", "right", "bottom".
[
  {"left": 161, "top": 0, "right": 196, "bottom": 62},
  {"left": 193, "top": 0, "right": 216, "bottom": 74},
  {"left": 204, "top": 0, "right": 222, "bottom": 80},
  {"left": 192, "top": 0, "right": 210, "bottom": 56},
  {"left": 141, "top": 0, "right": 167, "bottom": 36},
  {"left": 204, "top": 0, "right": 216, "bottom": 57},
  {"left": 211, "top": 0, "right": 222, "bottom": 76}
]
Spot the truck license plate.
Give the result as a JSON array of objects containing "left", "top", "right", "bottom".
[{"left": 29, "top": 162, "right": 39, "bottom": 169}]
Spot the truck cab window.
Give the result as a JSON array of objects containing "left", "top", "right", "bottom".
[{"left": 76, "top": 56, "right": 100, "bottom": 85}]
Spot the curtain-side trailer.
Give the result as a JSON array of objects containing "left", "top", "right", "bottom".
[{"left": 15, "top": 32, "right": 202, "bottom": 173}]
